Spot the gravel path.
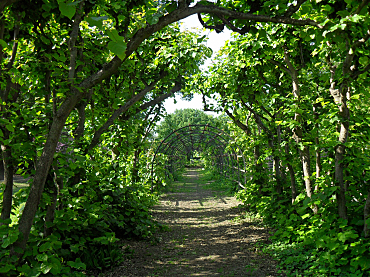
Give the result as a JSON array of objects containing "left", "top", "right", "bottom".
[{"left": 103, "top": 169, "right": 282, "bottom": 277}]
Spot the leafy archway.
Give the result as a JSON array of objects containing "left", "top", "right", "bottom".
[{"left": 151, "top": 124, "right": 246, "bottom": 189}]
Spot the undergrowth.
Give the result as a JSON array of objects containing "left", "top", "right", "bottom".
[
  {"left": 198, "top": 168, "right": 239, "bottom": 196},
  {"left": 201, "top": 166, "right": 370, "bottom": 276},
  {"left": 0, "top": 153, "right": 167, "bottom": 276},
  {"left": 235, "top": 188, "right": 370, "bottom": 277}
]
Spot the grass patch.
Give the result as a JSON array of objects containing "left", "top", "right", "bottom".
[
  {"left": 198, "top": 168, "right": 237, "bottom": 196},
  {"left": 0, "top": 181, "right": 29, "bottom": 195}
]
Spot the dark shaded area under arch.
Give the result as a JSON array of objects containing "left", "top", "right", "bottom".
[{"left": 151, "top": 124, "right": 246, "bottom": 189}]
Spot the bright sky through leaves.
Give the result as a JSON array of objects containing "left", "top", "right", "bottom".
[{"left": 163, "top": 15, "right": 232, "bottom": 114}]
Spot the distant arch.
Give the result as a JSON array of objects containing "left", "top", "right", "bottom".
[{"left": 151, "top": 124, "right": 246, "bottom": 189}]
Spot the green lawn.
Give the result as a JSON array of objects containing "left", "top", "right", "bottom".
[{"left": 0, "top": 180, "right": 29, "bottom": 194}]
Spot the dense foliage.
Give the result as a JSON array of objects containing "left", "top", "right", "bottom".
[
  {"left": 198, "top": 5, "right": 370, "bottom": 275},
  {"left": 0, "top": 1, "right": 211, "bottom": 275},
  {"left": 0, "top": 0, "right": 369, "bottom": 276},
  {"left": 155, "top": 108, "right": 227, "bottom": 141}
]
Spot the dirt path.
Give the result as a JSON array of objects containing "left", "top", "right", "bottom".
[{"left": 104, "top": 169, "right": 281, "bottom": 277}]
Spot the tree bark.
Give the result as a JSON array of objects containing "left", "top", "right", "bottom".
[
  {"left": 281, "top": 50, "right": 316, "bottom": 213},
  {"left": 0, "top": 0, "right": 19, "bottom": 14},
  {"left": 0, "top": 16, "right": 19, "bottom": 224},
  {"left": 285, "top": 143, "right": 297, "bottom": 203},
  {"left": 313, "top": 103, "right": 321, "bottom": 191},
  {"left": 328, "top": 62, "right": 349, "bottom": 220},
  {"left": 0, "top": 129, "right": 14, "bottom": 224},
  {"left": 364, "top": 189, "right": 370, "bottom": 238},
  {"left": 68, "top": 91, "right": 93, "bottom": 187},
  {"left": 224, "top": 109, "right": 250, "bottom": 135},
  {"left": 16, "top": 115, "right": 68, "bottom": 249},
  {"left": 43, "top": 171, "right": 59, "bottom": 237},
  {"left": 269, "top": 138, "right": 282, "bottom": 194},
  {"left": 253, "top": 143, "right": 265, "bottom": 195}
]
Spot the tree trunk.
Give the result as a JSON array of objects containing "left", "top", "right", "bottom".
[
  {"left": 313, "top": 103, "right": 321, "bottom": 192},
  {"left": 277, "top": 125, "right": 286, "bottom": 183},
  {"left": 364, "top": 189, "right": 370, "bottom": 238},
  {"left": 0, "top": 130, "right": 14, "bottom": 224},
  {"left": 43, "top": 172, "right": 58, "bottom": 237},
  {"left": 285, "top": 143, "right": 297, "bottom": 203},
  {"left": 335, "top": 142, "right": 348, "bottom": 220},
  {"left": 328, "top": 56, "right": 352, "bottom": 220},
  {"left": 334, "top": 112, "right": 349, "bottom": 220},
  {"left": 253, "top": 143, "right": 264, "bottom": 195},
  {"left": 16, "top": 115, "right": 67, "bottom": 250},
  {"left": 283, "top": 49, "right": 315, "bottom": 211},
  {"left": 273, "top": 154, "right": 282, "bottom": 194},
  {"left": 267, "top": 138, "right": 282, "bottom": 195},
  {"left": 300, "top": 146, "right": 313, "bottom": 197},
  {"left": 132, "top": 148, "right": 141, "bottom": 183}
]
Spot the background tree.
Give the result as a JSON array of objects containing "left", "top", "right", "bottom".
[{"left": 156, "top": 108, "right": 227, "bottom": 141}]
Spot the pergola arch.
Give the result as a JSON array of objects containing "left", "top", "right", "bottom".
[{"left": 151, "top": 124, "right": 246, "bottom": 189}]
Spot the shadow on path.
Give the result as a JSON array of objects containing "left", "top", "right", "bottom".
[{"left": 103, "top": 168, "right": 281, "bottom": 277}]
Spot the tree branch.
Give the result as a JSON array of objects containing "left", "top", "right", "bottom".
[
  {"left": 239, "top": 100, "right": 270, "bottom": 135},
  {"left": 122, "top": 81, "right": 182, "bottom": 120},
  {"left": 68, "top": 2, "right": 84, "bottom": 87},
  {"left": 53, "top": 1, "right": 323, "bottom": 124},
  {"left": 79, "top": 2, "right": 322, "bottom": 91},
  {"left": 5, "top": 17, "right": 19, "bottom": 70},
  {"left": 224, "top": 109, "right": 250, "bottom": 135},
  {"left": 142, "top": 105, "right": 162, "bottom": 142},
  {"left": 351, "top": 63, "right": 370, "bottom": 79},
  {"left": 0, "top": 0, "right": 18, "bottom": 14},
  {"left": 284, "top": 0, "right": 307, "bottom": 17},
  {"left": 86, "top": 72, "right": 170, "bottom": 152},
  {"left": 354, "top": 0, "right": 370, "bottom": 14},
  {"left": 269, "top": 58, "right": 291, "bottom": 74}
]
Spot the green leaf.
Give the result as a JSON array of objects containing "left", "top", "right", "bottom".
[
  {"left": 85, "top": 16, "right": 108, "bottom": 29},
  {"left": 349, "top": 14, "right": 363, "bottom": 23},
  {"left": 39, "top": 242, "right": 51, "bottom": 252},
  {"left": 107, "top": 41, "right": 126, "bottom": 60},
  {"left": 0, "top": 263, "right": 15, "bottom": 273},
  {"left": 106, "top": 29, "right": 124, "bottom": 42},
  {"left": 58, "top": 1, "right": 76, "bottom": 20},
  {"left": 67, "top": 258, "right": 86, "bottom": 270},
  {"left": 322, "top": 5, "right": 332, "bottom": 12},
  {"left": 41, "top": 263, "right": 52, "bottom": 274},
  {"left": 5, "top": 124, "right": 14, "bottom": 132},
  {"left": 17, "top": 264, "right": 31, "bottom": 274},
  {"left": 36, "top": 253, "right": 48, "bottom": 262},
  {"left": 303, "top": 197, "right": 311, "bottom": 207},
  {"left": 147, "top": 15, "right": 159, "bottom": 25},
  {"left": 338, "top": 231, "right": 358, "bottom": 243},
  {"left": 49, "top": 257, "right": 62, "bottom": 275},
  {"left": 1, "top": 229, "right": 19, "bottom": 248},
  {"left": 301, "top": 213, "right": 310, "bottom": 219},
  {"left": 166, "top": 2, "right": 177, "bottom": 13},
  {"left": 359, "top": 56, "right": 368, "bottom": 66},
  {"left": 40, "top": 36, "right": 50, "bottom": 44},
  {"left": 0, "top": 39, "right": 7, "bottom": 49}
]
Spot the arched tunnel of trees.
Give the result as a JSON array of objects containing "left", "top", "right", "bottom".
[
  {"left": 152, "top": 124, "right": 246, "bottom": 189},
  {"left": 1, "top": 0, "right": 370, "bottom": 276}
]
